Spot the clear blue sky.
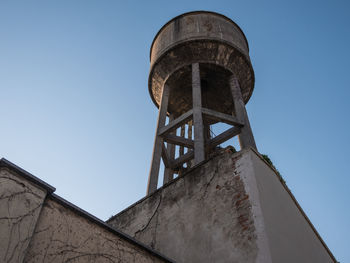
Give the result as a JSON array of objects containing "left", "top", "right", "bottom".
[{"left": 1, "top": 1, "right": 349, "bottom": 261}]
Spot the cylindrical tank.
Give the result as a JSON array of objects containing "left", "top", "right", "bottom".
[{"left": 149, "top": 11, "right": 255, "bottom": 117}]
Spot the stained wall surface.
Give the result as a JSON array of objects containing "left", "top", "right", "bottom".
[
  {"left": 108, "top": 149, "right": 268, "bottom": 263},
  {"left": 0, "top": 149, "right": 336, "bottom": 263},
  {"left": 150, "top": 11, "right": 249, "bottom": 66},
  {"left": 108, "top": 149, "right": 336, "bottom": 263}
]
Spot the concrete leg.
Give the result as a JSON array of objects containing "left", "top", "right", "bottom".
[
  {"left": 204, "top": 121, "right": 211, "bottom": 157},
  {"left": 229, "top": 75, "right": 257, "bottom": 150},
  {"left": 163, "top": 115, "right": 175, "bottom": 184},
  {"left": 192, "top": 63, "right": 205, "bottom": 165},
  {"left": 147, "top": 84, "right": 170, "bottom": 194}
]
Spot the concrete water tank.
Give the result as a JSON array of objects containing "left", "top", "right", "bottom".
[{"left": 148, "top": 11, "right": 255, "bottom": 118}]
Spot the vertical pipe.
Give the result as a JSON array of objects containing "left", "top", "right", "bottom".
[
  {"left": 147, "top": 84, "right": 170, "bottom": 194},
  {"left": 229, "top": 75, "right": 257, "bottom": 150},
  {"left": 192, "top": 63, "right": 205, "bottom": 164}
]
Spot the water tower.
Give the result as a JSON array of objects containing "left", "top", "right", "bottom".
[
  {"left": 147, "top": 11, "right": 257, "bottom": 194},
  {"left": 109, "top": 11, "right": 336, "bottom": 262}
]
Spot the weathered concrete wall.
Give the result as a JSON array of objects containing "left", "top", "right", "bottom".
[
  {"left": 0, "top": 167, "right": 46, "bottom": 263},
  {"left": 250, "top": 151, "right": 335, "bottom": 263},
  {"left": 108, "top": 149, "right": 268, "bottom": 263},
  {"left": 0, "top": 158, "right": 173, "bottom": 263},
  {"left": 24, "top": 197, "right": 167, "bottom": 263},
  {"left": 108, "top": 148, "right": 336, "bottom": 263},
  {"left": 1, "top": 150, "right": 336, "bottom": 263}
]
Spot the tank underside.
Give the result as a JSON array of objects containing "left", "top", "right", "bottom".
[{"left": 149, "top": 40, "right": 254, "bottom": 116}]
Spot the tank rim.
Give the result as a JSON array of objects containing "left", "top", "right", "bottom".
[{"left": 149, "top": 10, "right": 250, "bottom": 61}]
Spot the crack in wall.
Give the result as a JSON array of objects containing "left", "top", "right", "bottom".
[
  {"left": 108, "top": 151, "right": 259, "bottom": 263},
  {"left": 200, "top": 162, "right": 219, "bottom": 200},
  {"left": 134, "top": 194, "right": 162, "bottom": 239}
]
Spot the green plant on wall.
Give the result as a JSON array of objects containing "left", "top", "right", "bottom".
[{"left": 261, "top": 154, "right": 286, "bottom": 185}]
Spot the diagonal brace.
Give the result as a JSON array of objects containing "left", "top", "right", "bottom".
[
  {"left": 158, "top": 109, "right": 193, "bottom": 136},
  {"left": 161, "top": 143, "right": 171, "bottom": 168},
  {"left": 209, "top": 126, "right": 241, "bottom": 149}
]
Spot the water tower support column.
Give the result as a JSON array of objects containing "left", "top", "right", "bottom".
[
  {"left": 163, "top": 115, "right": 175, "bottom": 184},
  {"left": 147, "top": 84, "right": 170, "bottom": 194},
  {"left": 192, "top": 63, "right": 206, "bottom": 165},
  {"left": 229, "top": 75, "right": 257, "bottom": 150}
]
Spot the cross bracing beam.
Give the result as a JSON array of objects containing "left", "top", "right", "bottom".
[
  {"left": 163, "top": 134, "right": 194, "bottom": 149},
  {"left": 161, "top": 143, "right": 171, "bottom": 168},
  {"left": 209, "top": 126, "right": 241, "bottom": 149},
  {"left": 202, "top": 107, "right": 243, "bottom": 126},
  {"left": 158, "top": 109, "right": 193, "bottom": 137},
  {"left": 171, "top": 150, "right": 194, "bottom": 169}
]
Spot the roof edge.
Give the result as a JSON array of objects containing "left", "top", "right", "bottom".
[{"left": 0, "top": 158, "right": 56, "bottom": 193}]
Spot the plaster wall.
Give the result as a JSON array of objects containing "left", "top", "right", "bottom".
[
  {"left": 0, "top": 160, "right": 172, "bottom": 263},
  {"left": 0, "top": 167, "right": 46, "bottom": 263},
  {"left": 24, "top": 198, "right": 166, "bottom": 263},
  {"left": 108, "top": 149, "right": 336, "bottom": 263},
  {"left": 250, "top": 151, "right": 335, "bottom": 262},
  {"left": 108, "top": 150, "right": 265, "bottom": 263}
]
